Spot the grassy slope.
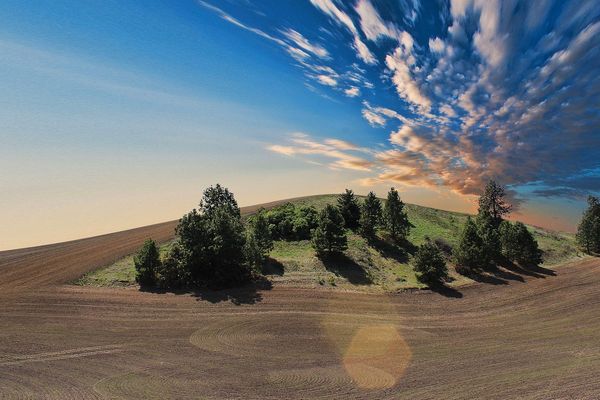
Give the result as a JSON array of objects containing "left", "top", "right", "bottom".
[{"left": 76, "top": 194, "right": 584, "bottom": 291}]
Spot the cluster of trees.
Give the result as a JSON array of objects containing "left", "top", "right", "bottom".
[
  {"left": 134, "top": 185, "right": 273, "bottom": 289},
  {"left": 312, "top": 188, "right": 412, "bottom": 256},
  {"left": 454, "top": 181, "right": 542, "bottom": 273},
  {"left": 576, "top": 196, "right": 600, "bottom": 254},
  {"left": 258, "top": 203, "right": 319, "bottom": 241}
]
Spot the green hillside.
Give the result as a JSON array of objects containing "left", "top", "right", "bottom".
[{"left": 76, "top": 194, "right": 584, "bottom": 291}]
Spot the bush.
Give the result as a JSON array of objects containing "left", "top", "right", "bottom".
[
  {"left": 337, "top": 189, "right": 361, "bottom": 230},
  {"left": 156, "top": 243, "right": 189, "bottom": 289},
  {"left": 248, "top": 208, "right": 273, "bottom": 261},
  {"left": 134, "top": 239, "right": 161, "bottom": 287},
  {"left": 359, "top": 191, "right": 382, "bottom": 241},
  {"left": 413, "top": 238, "right": 448, "bottom": 284},
  {"left": 265, "top": 203, "right": 318, "bottom": 241},
  {"left": 312, "top": 204, "right": 348, "bottom": 256},
  {"left": 454, "top": 217, "right": 488, "bottom": 272}
]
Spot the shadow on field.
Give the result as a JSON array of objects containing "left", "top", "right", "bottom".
[
  {"left": 321, "top": 253, "right": 372, "bottom": 285},
  {"left": 262, "top": 257, "right": 284, "bottom": 276},
  {"left": 370, "top": 236, "right": 416, "bottom": 263},
  {"left": 192, "top": 277, "right": 273, "bottom": 305},
  {"left": 428, "top": 282, "right": 463, "bottom": 298},
  {"left": 141, "top": 277, "right": 272, "bottom": 305},
  {"left": 498, "top": 258, "right": 556, "bottom": 279}
]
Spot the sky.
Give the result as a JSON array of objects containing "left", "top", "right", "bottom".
[{"left": 1, "top": 0, "right": 599, "bottom": 250}]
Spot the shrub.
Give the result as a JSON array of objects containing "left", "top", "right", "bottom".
[
  {"left": 384, "top": 187, "right": 411, "bottom": 242},
  {"left": 265, "top": 203, "right": 318, "bottom": 240},
  {"left": 337, "top": 189, "right": 361, "bottom": 230},
  {"left": 248, "top": 208, "right": 273, "bottom": 261},
  {"left": 134, "top": 239, "right": 161, "bottom": 287},
  {"left": 312, "top": 204, "right": 348, "bottom": 256},
  {"left": 413, "top": 238, "right": 448, "bottom": 284},
  {"left": 156, "top": 243, "right": 189, "bottom": 289},
  {"left": 359, "top": 191, "right": 382, "bottom": 241},
  {"left": 454, "top": 217, "right": 488, "bottom": 272}
]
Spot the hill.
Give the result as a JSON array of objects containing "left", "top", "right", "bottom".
[{"left": 76, "top": 194, "right": 583, "bottom": 291}]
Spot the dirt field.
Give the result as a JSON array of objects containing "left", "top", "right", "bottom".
[{"left": 1, "top": 220, "right": 600, "bottom": 399}]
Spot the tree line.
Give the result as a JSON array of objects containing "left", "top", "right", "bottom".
[{"left": 133, "top": 180, "right": 598, "bottom": 291}]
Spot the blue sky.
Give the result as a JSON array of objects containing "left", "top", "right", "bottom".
[{"left": 1, "top": 0, "right": 599, "bottom": 249}]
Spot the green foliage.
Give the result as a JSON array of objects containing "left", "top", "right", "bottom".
[
  {"left": 312, "top": 204, "right": 348, "bottom": 256},
  {"left": 476, "top": 211, "right": 501, "bottom": 261},
  {"left": 478, "top": 180, "right": 512, "bottom": 228},
  {"left": 576, "top": 196, "right": 600, "bottom": 254},
  {"left": 384, "top": 187, "right": 411, "bottom": 242},
  {"left": 500, "top": 221, "right": 543, "bottom": 266},
  {"left": 243, "top": 231, "right": 263, "bottom": 272},
  {"left": 248, "top": 208, "right": 273, "bottom": 260},
  {"left": 156, "top": 243, "right": 189, "bottom": 289},
  {"left": 264, "top": 203, "right": 318, "bottom": 240},
  {"left": 174, "top": 184, "right": 252, "bottom": 289},
  {"left": 359, "top": 191, "right": 382, "bottom": 240},
  {"left": 337, "top": 189, "right": 361, "bottom": 230},
  {"left": 454, "top": 217, "right": 488, "bottom": 271},
  {"left": 134, "top": 239, "right": 161, "bottom": 287},
  {"left": 413, "top": 238, "right": 448, "bottom": 284}
]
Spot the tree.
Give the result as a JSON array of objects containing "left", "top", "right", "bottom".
[
  {"left": 337, "top": 189, "right": 361, "bottom": 230},
  {"left": 478, "top": 180, "right": 512, "bottom": 228},
  {"left": 175, "top": 184, "right": 252, "bottom": 288},
  {"left": 200, "top": 183, "right": 240, "bottom": 218},
  {"left": 413, "top": 238, "right": 448, "bottom": 284},
  {"left": 384, "top": 187, "right": 411, "bottom": 242},
  {"left": 454, "top": 217, "right": 488, "bottom": 272},
  {"left": 243, "top": 231, "right": 263, "bottom": 272},
  {"left": 576, "top": 196, "right": 600, "bottom": 254},
  {"left": 359, "top": 191, "right": 382, "bottom": 241},
  {"left": 248, "top": 208, "right": 273, "bottom": 261},
  {"left": 499, "top": 221, "right": 543, "bottom": 267},
  {"left": 312, "top": 204, "right": 348, "bottom": 256},
  {"left": 134, "top": 239, "right": 161, "bottom": 287},
  {"left": 476, "top": 210, "right": 501, "bottom": 261}
]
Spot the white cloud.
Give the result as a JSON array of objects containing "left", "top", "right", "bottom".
[
  {"left": 429, "top": 37, "right": 445, "bottom": 54},
  {"left": 316, "top": 74, "right": 338, "bottom": 86},
  {"left": 344, "top": 86, "right": 360, "bottom": 97},
  {"left": 281, "top": 29, "right": 330, "bottom": 59}
]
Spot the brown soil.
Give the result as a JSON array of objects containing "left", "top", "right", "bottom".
[{"left": 1, "top": 217, "right": 599, "bottom": 398}]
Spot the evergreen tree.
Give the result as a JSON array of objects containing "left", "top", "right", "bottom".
[
  {"left": 413, "top": 238, "right": 448, "bottom": 284},
  {"left": 134, "top": 239, "right": 161, "bottom": 287},
  {"left": 249, "top": 208, "right": 273, "bottom": 261},
  {"left": 476, "top": 210, "right": 501, "bottom": 261},
  {"left": 384, "top": 187, "right": 411, "bottom": 242},
  {"left": 200, "top": 183, "right": 240, "bottom": 218},
  {"left": 454, "top": 217, "right": 488, "bottom": 271},
  {"left": 337, "top": 189, "right": 361, "bottom": 230},
  {"left": 499, "top": 221, "right": 543, "bottom": 266},
  {"left": 312, "top": 204, "right": 348, "bottom": 256},
  {"left": 512, "top": 222, "right": 543, "bottom": 266},
  {"left": 359, "top": 191, "right": 382, "bottom": 240},
  {"left": 156, "top": 243, "right": 189, "bottom": 289},
  {"left": 576, "top": 196, "right": 600, "bottom": 254},
  {"left": 478, "top": 180, "right": 512, "bottom": 228}
]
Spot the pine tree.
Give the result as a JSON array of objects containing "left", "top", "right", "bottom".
[
  {"left": 512, "top": 222, "right": 543, "bottom": 266},
  {"left": 454, "top": 217, "right": 488, "bottom": 271},
  {"left": 312, "top": 204, "right": 348, "bottom": 256},
  {"left": 478, "top": 180, "right": 512, "bottom": 228},
  {"left": 476, "top": 210, "right": 501, "bottom": 261},
  {"left": 134, "top": 239, "right": 161, "bottom": 287},
  {"left": 337, "top": 189, "right": 361, "bottom": 230},
  {"left": 359, "top": 191, "right": 382, "bottom": 240},
  {"left": 576, "top": 196, "right": 600, "bottom": 254},
  {"left": 384, "top": 187, "right": 411, "bottom": 242},
  {"left": 413, "top": 238, "right": 448, "bottom": 284}
]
